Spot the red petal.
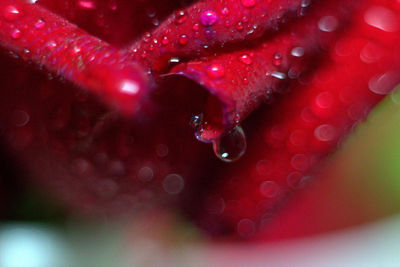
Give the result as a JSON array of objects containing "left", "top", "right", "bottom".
[
  {"left": 131, "top": 0, "right": 358, "bottom": 141},
  {"left": 185, "top": 0, "right": 400, "bottom": 239},
  {"left": 0, "top": 0, "right": 151, "bottom": 115}
]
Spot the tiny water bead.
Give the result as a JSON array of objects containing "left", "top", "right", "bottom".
[
  {"left": 270, "top": 71, "right": 287, "bottom": 80},
  {"left": 3, "top": 5, "right": 22, "bottom": 22},
  {"left": 175, "top": 9, "right": 187, "bottom": 25},
  {"left": 241, "top": 0, "right": 256, "bottom": 8},
  {"left": 291, "top": 46, "right": 305, "bottom": 57},
  {"left": 11, "top": 29, "right": 21, "bottom": 39},
  {"left": 77, "top": 0, "right": 96, "bottom": 10},
  {"left": 178, "top": 34, "right": 188, "bottom": 46},
  {"left": 273, "top": 53, "right": 282, "bottom": 66},
  {"left": 318, "top": 15, "right": 339, "bottom": 32},
  {"left": 200, "top": 10, "right": 218, "bottom": 27},
  {"left": 34, "top": 19, "right": 46, "bottom": 29},
  {"left": 212, "top": 126, "right": 247, "bottom": 163},
  {"left": 239, "top": 54, "right": 252, "bottom": 65},
  {"left": 206, "top": 63, "right": 225, "bottom": 79}
]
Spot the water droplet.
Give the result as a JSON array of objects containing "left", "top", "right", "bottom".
[
  {"left": 239, "top": 54, "right": 252, "bottom": 65},
  {"left": 206, "top": 63, "right": 225, "bottom": 79},
  {"left": 175, "top": 9, "right": 187, "bottom": 25},
  {"left": 11, "top": 29, "right": 21, "bottom": 39},
  {"left": 213, "top": 126, "right": 247, "bottom": 163},
  {"left": 236, "top": 21, "right": 244, "bottom": 31},
  {"left": 200, "top": 10, "right": 218, "bottom": 26},
  {"left": 368, "top": 71, "right": 400, "bottom": 95},
  {"left": 221, "top": 7, "right": 230, "bottom": 16},
  {"left": 168, "top": 57, "right": 181, "bottom": 64},
  {"left": 3, "top": 5, "right": 22, "bottom": 22},
  {"left": 273, "top": 53, "right": 282, "bottom": 66},
  {"left": 77, "top": 0, "right": 96, "bottom": 9},
  {"left": 34, "top": 19, "right": 45, "bottom": 29},
  {"left": 241, "top": 0, "right": 256, "bottom": 8},
  {"left": 291, "top": 46, "right": 305, "bottom": 57},
  {"left": 301, "top": 0, "right": 312, "bottom": 7},
  {"left": 318, "top": 16, "right": 338, "bottom": 32},
  {"left": 178, "top": 34, "right": 188, "bottom": 46},
  {"left": 364, "top": 6, "right": 399, "bottom": 32},
  {"left": 270, "top": 71, "right": 287, "bottom": 80},
  {"left": 161, "top": 36, "right": 169, "bottom": 46},
  {"left": 163, "top": 174, "right": 184, "bottom": 194}
]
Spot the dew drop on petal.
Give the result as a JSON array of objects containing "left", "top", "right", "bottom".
[
  {"left": 318, "top": 16, "right": 338, "bottom": 32},
  {"left": 11, "top": 29, "right": 21, "bottom": 39},
  {"left": 175, "top": 9, "right": 187, "bottom": 25},
  {"left": 221, "top": 7, "right": 229, "bottom": 16},
  {"left": 368, "top": 71, "right": 400, "bottom": 95},
  {"left": 291, "top": 46, "right": 305, "bottom": 57},
  {"left": 213, "top": 126, "right": 247, "bottom": 163},
  {"left": 239, "top": 54, "right": 252, "bottom": 65},
  {"left": 3, "top": 5, "right": 22, "bottom": 22},
  {"left": 270, "top": 71, "right": 287, "bottom": 80},
  {"left": 273, "top": 53, "right": 282, "bottom": 66},
  {"left": 34, "top": 19, "right": 46, "bottom": 30},
  {"left": 364, "top": 6, "right": 399, "bottom": 32},
  {"left": 178, "top": 34, "right": 188, "bottom": 46},
  {"left": 241, "top": 0, "right": 256, "bottom": 8},
  {"left": 200, "top": 10, "right": 218, "bottom": 26},
  {"left": 206, "top": 63, "right": 225, "bottom": 79},
  {"left": 161, "top": 36, "right": 169, "bottom": 46},
  {"left": 77, "top": 0, "right": 96, "bottom": 9},
  {"left": 301, "top": 0, "right": 312, "bottom": 8}
]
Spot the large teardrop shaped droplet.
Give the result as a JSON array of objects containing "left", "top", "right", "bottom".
[{"left": 213, "top": 126, "right": 247, "bottom": 162}]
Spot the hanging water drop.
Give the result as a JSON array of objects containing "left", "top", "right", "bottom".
[
  {"left": 190, "top": 114, "right": 203, "bottom": 129},
  {"left": 213, "top": 126, "right": 247, "bottom": 163}
]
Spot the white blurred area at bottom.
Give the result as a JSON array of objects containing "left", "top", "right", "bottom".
[{"left": 1, "top": 214, "right": 400, "bottom": 267}]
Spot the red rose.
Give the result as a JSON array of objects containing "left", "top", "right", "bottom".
[{"left": 0, "top": 0, "right": 399, "bottom": 240}]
